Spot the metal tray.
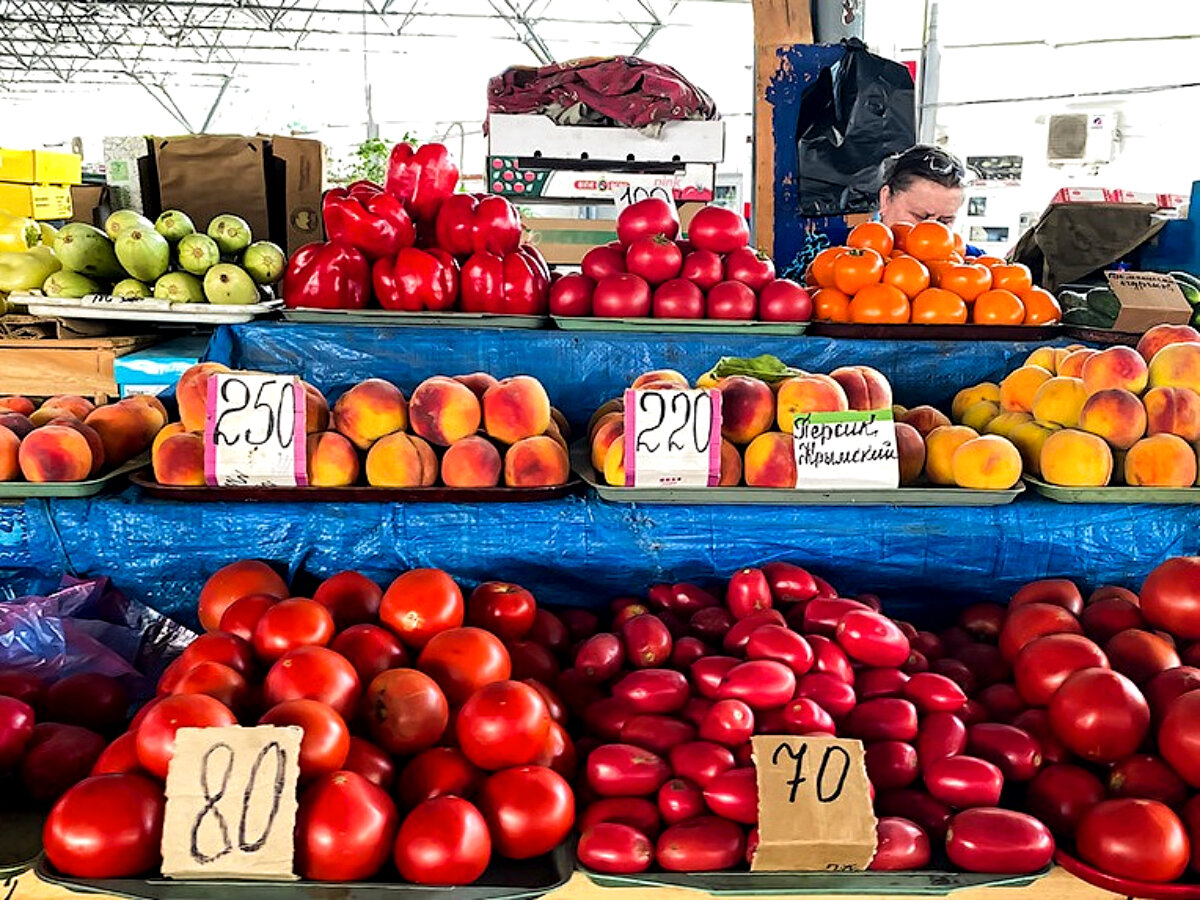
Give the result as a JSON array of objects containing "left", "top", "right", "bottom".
[
  {"left": 552, "top": 315, "right": 807, "bottom": 335},
  {"left": 572, "top": 445, "right": 1025, "bottom": 507},
  {"left": 131, "top": 471, "right": 582, "bottom": 504},
  {"left": 806, "top": 322, "right": 1061, "bottom": 341},
  {"left": 1024, "top": 476, "right": 1200, "bottom": 504},
  {"left": 282, "top": 308, "right": 548, "bottom": 329},
  {"left": 1055, "top": 849, "right": 1199, "bottom": 899},
  {"left": 18, "top": 293, "right": 281, "bottom": 325},
  {"left": 1062, "top": 325, "right": 1141, "bottom": 346},
  {"left": 580, "top": 865, "right": 1049, "bottom": 896},
  {"left": 37, "top": 844, "right": 572, "bottom": 900},
  {"left": 0, "top": 455, "right": 148, "bottom": 501},
  {"left": 0, "top": 807, "right": 45, "bottom": 879}
]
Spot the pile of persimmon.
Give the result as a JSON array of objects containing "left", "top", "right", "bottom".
[{"left": 805, "top": 221, "right": 1061, "bottom": 327}]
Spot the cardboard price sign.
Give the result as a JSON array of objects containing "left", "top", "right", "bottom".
[
  {"left": 1105, "top": 270, "right": 1193, "bottom": 332},
  {"left": 624, "top": 388, "right": 722, "bottom": 488},
  {"left": 793, "top": 410, "right": 899, "bottom": 490},
  {"left": 204, "top": 373, "right": 308, "bottom": 487},
  {"left": 751, "top": 736, "right": 877, "bottom": 872},
  {"left": 161, "top": 726, "right": 302, "bottom": 881}
]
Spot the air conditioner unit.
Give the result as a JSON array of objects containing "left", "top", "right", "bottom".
[{"left": 1047, "top": 112, "right": 1118, "bottom": 165}]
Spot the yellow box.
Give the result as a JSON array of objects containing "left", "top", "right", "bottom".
[
  {"left": 0, "top": 182, "right": 73, "bottom": 220},
  {"left": 0, "top": 148, "right": 83, "bottom": 185}
]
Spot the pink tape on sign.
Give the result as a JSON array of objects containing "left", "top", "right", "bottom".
[
  {"left": 203, "top": 375, "right": 220, "bottom": 487},
  {"left": 292, "top": 381, "right": 309, "bottom": 487},
  {"left": 706, "top": 389, "right": 722, "bottom": 487},
  {"left": 623, "top": 388, "right": 637, "bottom": 487}
]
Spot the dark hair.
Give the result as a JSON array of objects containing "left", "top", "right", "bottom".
[{"left": 881, "top": 145, "right": 969, "bottom": 193}]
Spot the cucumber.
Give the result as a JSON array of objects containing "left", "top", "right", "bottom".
[
  {"left": 1064, "top": 306, "right": 1117, "bottom": 328},
  {"left": 1170, "top": 270, "right": 1200, "bottom": 292},
  {"left": 1058, "top": 290, "right": 1088, "bottom": 311},
  {"left": 1087, "top": 287, "right": 1122, "bottom": 319},
  {"left": 1179, "top": 282, "right": 1200, "bottom": 307}
]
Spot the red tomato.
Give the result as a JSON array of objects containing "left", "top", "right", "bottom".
[
  {"left": 478, "top": 765, "right": 574, "bottom": 859},
  {"left": 581, "top": 245, "right": 626, "bottom": 282},
  {"left": 417, "top": 627, "right": 511, "bottom": 705},
  {"left": 380, "top": 568, "right": 464, "bottom": 650},
  {"left": 577, "top": 822, "right": 654, "bottom": 874},
  {"left": 343, "top": 736, "right": 396, "bottom": 792},
  {"left": 953, "top": 643, "right": 1011, "bottom": 688},
  {"left": 507, "top": 640, "right": 559, "bottom": 684},
  {"left": 1158, "top": 690, "right": 1200, "bottom": 786},
  {"left": 311, "top": 570, "right": 383, "bottom": 630},
  {"left": 1076, "top": 798, "right": 1189, "bottom": 882},
  {"left": 689, "top": 606, "right": 736, "bottom": 644},
  {"left": 903, "top": 672, "right": 966, "bottom": 713},
  {"left": 525, "top": 679, "right": 566, "bottom": 726},
  {"left": 655, "top": 816, "right": 746, "bottom": 871},
  {"left": 1184, "top": 795, "right": 1200, "bottom": 874},
  {"left": 1013, "top": 633, "right": 1109, "bottom": 706},
  {"left": 621, "top": 615, "right": 673, "bottom": 668},
  {"left": 705, "top": 281, "right": 756, "bottom": 320},
  {"left": 394, "top": 796, "right": 492, "bottom": 885},
  {"left": 870, "top": 817, "right": 931, "bottom": 871},
  {"left": 836, "top": 611, "right": 911, "bottom": 668},
  {"left": 364, "top": 668, "right": 448, "bottom": 756},
  {"left": 1140, "top": 556, "right": 1200, "bottom": 640},
  {"left": 657, "top": 777, "right": 705, "bottom": 825},
  {"left": 725, "top": 567, "right": 772, "bottom": 619},
  {"left": 875, "top": 789, "right": 953, "bottom": 841},
  {"left": 1146, "top": 666, "right": 1200, "bottom": 722},
  {"left": 916, "top": 712, "right": 967, "bottom": 765},
  {"left": 457, "top": 679, "right": 551, "bottom": 770},
  {"left": 1049, "top": 667, "right": 1149, "bottom": 763},
  {"left": 620, "top": 715, "right": 696, "bottom": 757},
  {"left": 43, "top": 774, "right": 164, "bottom": 878},
  {"left": 1081, "top": 597, "right": 1146, "bottom": 644},
  {"left": 1012, "top": 708, "right": 1070, "bottom": 765},
  {"left": 795, "top": 673, "right": 857, "bottom": 718},
  {"left": 724, "top": 609, "right": 785, "bottom": 655},
  {"left": 0, "top": 670, "right": 45, "bottom": 711},
  {"left": 134, "top": 694, "right": 235, "bottom": 780},
  {"left": 701, "top": 766, "right": 757, "bottom": 824},
  {"left": 653, "top": 278, "right": 705, "bottom": 318},
  {"left": 723, "top": 247, "right": 775, "bottom": 292},
  {"left": 924, "top": 755, "right": 1003, "bottom": 808},
  {"left": 687, "top": 206, "right": 750, "bottom": 255},
  {"left": 296, "top": 770, "right": 398, "bottom": 881},
  {"left": 945, "top": 808, "right": 1054, "bottom": 874},
  {"left": 171, "top": 661, "right": 250, "bottom": 713},
  {"left": 45, "top": 673, "right": 127, "bottom": 733},
  {"left": 90, "top": 730, "right": 144, "bottom": 776},
  {"left": 966, "top": 723, "right": 1042, "bottom": 781},
  {"left": 679, "top": 250, "right": 724, "bottom": 292},
  {"left": 1011, "top": 578, "right": 1084, "bottom": 616},
  {"left": 616, "top": 198, "right": 680, "bottom": 246},
  {"left": 698, "top": 699, "right": 754, "bottom": 747},
  {"left": 583, "top": 697, "right": 636, "bottom": 742},
  {"left": 999, "top": 603, "right": 1083, "bottom": 662},
  {"left": 398, "top": 746, "right": 482, "bottom": 809},
  {"left": 217, "top": 593, "right": 277, "bottom": 642},
  {"left": 779, "top": 698, "right": 836, "bottom": 735},
  {"left": 588, "top": 743, "right": 671, "bottom": 797},
  {"left": 1108, "top": 753, "right": 1187, "bottom": 807},
  {"left": 977, "top": 682, "right": 1026, "bottom": 722},
  {"left": 689, "top": 657, "right": 739, "bottom": 700},
  {"left": 613, "top": 669, "right": 689, "bottom": 714},
  {"left": 178, "top": 631, "right": 255, "bottom": 678},
  {"left": 197, "top": 560, "right": 288, "bottom": 632},
  {"left": 576, "top": 633, "right": 626, "bottom": 683},
  {"left": 758, "top": 278, "right": 812, "bottom": 322},
  {"left": 549, "top": 273, "right": 595, "bottom": 316},
  {"left": 23, "top": 725, "right": 104, "bottom": 807},
  {"left": 846, "top": 698, "right": 918, "bottom": 743},
  {"left": 259, "top": 698, "right": 350, "bottom": 780},
  {"left": 465, "top": 582, "right": 536, "bottom": 641},
  {"left": 1026, "top": 763, "right": 1105, "bottom": 835},
  {"left": 252, "top": 599, "right": 336, "bottom": 663},
  {"left": 717, "top": 660, "right": 796, "bottom": 710},
  {"left": 626, "top": 236, "right": 683, "bottom": 285},
  {"left": 865, "top": 741, "right": 919, "bottom": 790},
  {"left": 0, "top": 695, "right": 33, "bottom": 771},
  {"left": 263, "top": 645, "right": 361, "bottom": 719},
  {"left": 593, "top": 273, "right": 652, "bottom": 318},
  {"left": 580, "top": 797, "right": 662, "bottom": 838},
  {"left": 330, "top": 624, "right": 409, "bottom": 686},
  {"left": 1105, "top": 629, "right": 1181, "bottom": 685},
  {"left": 745, "top": 625, "right": 814, "bottom": 676},
  {"left": 534, "top": 720, "right": 576, "bottom": 778},
  {"left": 808, "top": 633, "right": 858, "bottom": 683}
]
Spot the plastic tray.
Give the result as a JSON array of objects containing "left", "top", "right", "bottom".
[
  {"left": 0, "top": 807, "right": 45, "bottom": 879},
  {"left": 805, "top": 322, "right": 1061, "bottom": 341},
  {"left": 572, "top": 446, "right": 1025, "bottom": 507},
  {"left": 1062, "top": 325, "right": 1141, "bottom": 346},
  {"left": 552, "top": 315, "right": 807, "bottom": 335},
  {"left": 38, "top": 844, "right": 572, "bottom": 900},
  {"left": 282, "top": 308, "right": 548, "bottom": 329},
  {"left": 17, "top": 293, "right": 281, "bottom": 325},
  {"left": 131, "top": 471, "right": 582, "bottom": 504},
  {"left": 580, "top": 865, "right": 1049, "bottom": 896},
  {"left": 1024, "top": 476, "right": 1200, "bottom": 504},
  {"left": 1055, "top": 849, "right": 1199, "bottom": 899},
  {"left": 0, "top": 455, "right": 148, "bottom": 501}
]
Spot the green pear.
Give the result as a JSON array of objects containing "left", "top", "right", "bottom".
[{"left": 203, "top": 263, "right": 258, "bottom": 305}]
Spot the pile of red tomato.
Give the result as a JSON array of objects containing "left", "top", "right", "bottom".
[
  {"left": 549, "top": 199, "right": 812, "bottom": 323},
  {"left": 39, "top": 562, "right": 577, "bottom": 884}
]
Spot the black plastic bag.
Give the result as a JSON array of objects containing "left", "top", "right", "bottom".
[{"left": 796, "top": 39, "right": 916, "bottom": 216}]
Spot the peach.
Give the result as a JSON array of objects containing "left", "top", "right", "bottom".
[
  {"left": 1081, "top": 346, "right": 1149, "bottom": 396},
  {"left": 603, "top": 440, "right": 625, "bottom": 486},
  {"left": 48, "top": 416, "right": 106, "bottom": 476},
  {"left": 744, "top": 432, "right": 797, "bottom": 488},
  {"left": 961, "top": 400, "right": 1001, "bottom": 433},
  {"left": 1031, "top": 376, "right": 1089, "bottom": 428},
  {"left": 550, "top": 408, "right": 571, "bottom": 442},
  {"left": 177, "top": 362, "right": 233, "bottom": 432},
  {"left": 543, "top": 420, "right": 568, "bottom": 452},
  {"left": 504, "top": 435, "right": 569, "bottom": 487},
  {"left": 892, "top": 404, "right": 908, "bottom": 420},
  {"left": 895, "top": 421, "right": 926, "bottom": 485},
  {"left": 1138, "top": 324, "right": 1200, "bottom": 364},
  {"left": 952, "top": 383, "right": 1001, "bottom": 422},
  {"left": 829, "top": 365, "right": 893, "bottom": 411},
  {"left": 408, "top": 376, "right": 482, "bottom": 447},
  {"left": 632, "top": 369, "right": 690, "bottom": 390},
  {"left": 44, "top": 395, "right": 95, "bottom": 420},
  {"left": 152, "top": 422, "right": 187, "bottom": 457},
  {"left": 306, "top": 431, "right": 360, "bottom": 487},
  {"left": 152, "top": 432, "right": 206, "bottom": 486},
  {"left": 1000, "top": 366, "right": 1053, "bottom": 413},
  {"left": 301, "top": 382, "right": 330, "bottom": 433},
  {"left": 1148, "top": 342, "right": 1200, "bottom": 394},
  {"left": 1078, "top": 389, "right": 1148, "bottom": 450},
  {"left": 1144, "top": 387, "right": 1200, "bottom": 443},
  {"left": 719, "top": 438, "right": 743, "bottom": 486},
  {"left": 591, "top": 416, "right": 625, "bottom": 472},
  {"left": 1009, "top": 421, "right": 1058, "bottom": 477},
  {"left": 18, "top": 425, "right": 93, "bottom": 482},
  {"left": 590, "top": 411, "right": 623, "bottom": 447},
  {"left": 717, "top": 375, "right": 776, "bottom": 444},
  {"left": 985, "top": 411, "right": 1035, "bottom": 439},
  {"left": 118, "top": 399, "right": 166, "bottom": 445},
  {"left": 332, "top": 378, "right": 408, "bottom": 450},
  {"left": 1125, "top": 433, "right": 1197, "bottom": 487},
  {"left": 0, "top": 426, "right": 18, "bottom": 481},
  {"left": 924, "top": 425, "right": 979, "bottom": 485},
  {"left": 454, "top": 372, "right": 501, "bottom": 399},
  {"left": 952, "top": 435, "right": 1023, "bottom": 490},
  {"left": 414, "top": 435, "right": 439, "bottom": 487},
  {"left": 482, "top": 376, "right": 552, "bottom": 444},
  {"left": 84, "top": 403, "right": 155, "bottom": 467},
  {"left": 1040, "top": 429, "right": 1113, "bottom": 487},
  {"left": 588, "top": 399, "right": 624, "bottom": 438},
  {"left": 1057, "top": 349, "right": 1098, "bottom": 380},
  {"left": 902, "top": 405, "right": 952, "bottom": 438},
  {"left": 441, "top": 436, "right": 502, "bottom": 488},
  {"left": 1024, "top": 347, "right": 1058, "bottom": 373},
  {"left": 775, "top": 375, "right": 848, "bottom": 432},
  {"left": 364, "top": 432, "right": 429, "bottom": 487},
  {"left": 0, "top": 413, "right": 33, "bottom": 439},
  {"left": 0, "top": 397, "right": 34, "bottom": 416},
  {"left": 120, "top": 394, "right": 169, "bottom": 433},
  {"left": 29, "top": 405, "right": 77, "bottom": 427}
]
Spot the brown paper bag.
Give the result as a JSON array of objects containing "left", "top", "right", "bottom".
[{"left": 152, "top": 135, "right": 270, "bottom": 240}]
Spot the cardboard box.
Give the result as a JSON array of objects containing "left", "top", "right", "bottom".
[
  {"left": 488, "top": 158, "right": 715, "bottom": 203},
  {"left": 69, "top": 184, "right": 107, "bottom": 226},
  {"left": 0, "top": 333, "right": 159, "bottom": 401},
  {"left": 0, "top": 182, "right": 72, "bottom": 220},
  {"left": 0, "top": 149, "right": 82, "bottom": 186},
  {"left": 524, "top": 203, "right": 704, "bottom": 264},
  {"left": 267, "top": 136, "right": 325, "bottom": 255},
  {"left": 113, "top": 334, "right": 208, "bottom": 397},
  {"left": 1052, "top": 186, "right": 1187, "bottom": 209},
  {"left": 1106, "top": 270, "right": 1194, "bottom": 332},
  {"left": 488, "top": 114, "right": 725, "bottom": 163}
]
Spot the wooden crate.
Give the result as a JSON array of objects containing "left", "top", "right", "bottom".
[{"left": 0, "top": 330, "right": 161, "bottom": 403}]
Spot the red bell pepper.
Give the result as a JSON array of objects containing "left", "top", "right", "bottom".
[
  {"left": 435, "top": 194, "right": 522, "bottom": 258},
  {"left": 461, "top": 250, "right": 548, "bottom": 315},
  {"left": 283, "top": 241, "right": 370, "bottom": 310},
  {"left": 385, "top": 143, "right": 460, "bottom": 223},
  {"left": 373, "top": 247, "right": 459, "bottom": 311},
  {"left": 322, "top": 180, "right": 416, "bottom": 260}
]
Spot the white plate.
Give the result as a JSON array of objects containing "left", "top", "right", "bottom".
[{"left": 15, "top": 292, "right": 281, "bottom": 325}]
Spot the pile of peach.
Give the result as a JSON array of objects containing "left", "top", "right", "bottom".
[
  {"left": 0, "top": 394, "right": 167, "bottom": 483},
  {"left": 587, "top": 365, "right": 1022, "bottom": 491},
  {"left": 152, "top": 363, "right": 570, "bottom": 490},
  {"left": 951, "top": 323, "right": 1200, "bottom": 488}
]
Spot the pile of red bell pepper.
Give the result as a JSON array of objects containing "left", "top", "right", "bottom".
[{"left": 283, "top": 142, "right": 550, "bottom": 314}]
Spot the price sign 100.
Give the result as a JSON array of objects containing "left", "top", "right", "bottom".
[
  {"left": 623, "top": 388, "right": 721, "bottom": 488},
  {"left": 204, "top": 373, "right": 308, "bottom": 487}
]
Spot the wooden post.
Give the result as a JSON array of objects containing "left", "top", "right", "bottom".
[{"left": 751, "top": 0, "right": 813, "bottom": 254}]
